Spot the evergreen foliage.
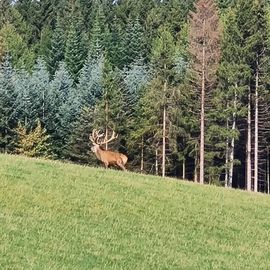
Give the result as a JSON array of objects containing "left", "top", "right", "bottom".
[
  {"left": 0, "top": 55, "right": 17, "bottom": 153},
  {"left": 1, "top": 0, "right": 270, "bottom": 192},
  {"left": 15, "top": 120, "right": 52, "bottom": 158}
]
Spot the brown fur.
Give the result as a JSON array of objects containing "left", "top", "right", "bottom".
[{"left": 92, "top": 145, "right": 128, "bottom": 171}]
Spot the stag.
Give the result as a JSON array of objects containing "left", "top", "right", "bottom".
[{"left": 89, "top": 129, "right": 128, "bottom": 171}]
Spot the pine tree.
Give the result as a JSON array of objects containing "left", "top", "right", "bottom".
[
  {"left": 0, "top": 55, "right": 18, "bottom": 153},
  {"left": 236, "top": 0, "right": 270, "bottom": 192},
  {"left": 89, "top": 1, "right": 110, "bottom": 58},
  {"left": 77, "top": 53, "right": 104, "bottom": 107},
  {"left": 14, "top": 68, "right": 32, "bottom": 127},
  {"left": 94, "top": 58, "right": 125, "bottom": 151},
  {"left": 134, "top": 27, "right": 177, "bottom": 177},
  {"left": 217, "top": 8, "right": 249, "bottom": 188},
  {"left": 123, "top": 17, "right": 146, "bottom": 66},
  {"left": 29, "top": 59, "right": 51, "bottom": 126},
  {"left": 64, "top": 7, "right": 87, "bottom": 81},
  {"left": 0, "top": 34, "right": 6, "bottom": 62},
  {"left": 0, "top": 0, "right": 12, "bottom": 28},
  {"left": 46, "top": 62, "right": 77, "bottom": 157},
  {"left": 47, "top": 15, "right": 66, "bottom": 75},
  {"left": 108, "top": 15, "right": 125, "bottom": 68},
  {"left": 65, "top": 107, "right": 97, "bottom": 164},
  {"left": 0, "top": 23, "right": 35, "bottom": 70},
  {"left": 121, "top": 59, "right": 151, "bottom": 117},
  {"left": 189, "top": 0, "right": 221, "bottom": 184}
]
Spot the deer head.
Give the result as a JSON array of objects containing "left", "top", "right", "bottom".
[{"left": 89, "top": 129, "right": 127, "bottom": 170}]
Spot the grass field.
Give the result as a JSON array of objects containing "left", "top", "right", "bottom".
[{"left": 0, "top": 154, "right": 270, "bottom": 269}]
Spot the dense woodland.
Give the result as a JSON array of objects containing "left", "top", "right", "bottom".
[{"left": 1, "top": 0, "right": 270, "bottom": 193}]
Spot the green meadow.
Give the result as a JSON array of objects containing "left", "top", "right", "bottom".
[{"left": 0, "top": 154, "right": 270, "bottom": 269}]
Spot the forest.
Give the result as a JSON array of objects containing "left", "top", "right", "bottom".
[{"left": 0, "top": 0, "right": 270, "bottom": 193}]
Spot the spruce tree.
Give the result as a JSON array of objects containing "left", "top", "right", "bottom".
[
  {"left": 89, "top": 2, "right": 110, "bottom": 58},
  {"left": 189, "top": 0, "right": 221, "bottom": 184},
  {"left": 47, "top": 15, "right": 66, "bottom": 75},
  {"left": 76, "top": 53, "right": 104, "bottom": 107},
  {"left": 64, "top": 8, "right": 87, "bottom": 81},
  {"left": 0, "top": 23, "right": 35, "bottom": 70},
  {"left": 29, "top": 59, "right": 50, "bottom": 126},
  {"left": 65, "top": 107, "right": 96, "bottom": 164},
  {"left": 47, "top": 62, "right": 77, "bottom": 157},
  {"left": 123, "top": 17, "right": 146, "bottom": 66},
  {"left": 0, "top": 55, "right": 18, "bottom": 153},
  {"left": 94, "top": 58, "right": 125, "bottom": 151}
]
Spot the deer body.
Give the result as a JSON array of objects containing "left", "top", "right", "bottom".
[{"left": 90, "top": 130, "right": 128, "bottom": 171}]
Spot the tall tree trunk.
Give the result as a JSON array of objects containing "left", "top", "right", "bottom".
[
  {"left": 199, "top": 19, "right": 206, "bottom": 185},
  {"left": 155, "top": 148, "right": 159, "bottom": 176},
  {"left": 228, "top": 87, "right": 237, "bottom": 188},
  {"left": 162, "top": 107, "right": 166, "bottom": 178},
  {"left": 194, "top": 149, "right": 198, "bottom": 182},
  {"left": 254, "top": 64, "right": 259, "bottom": 192},
  {"left": 42, "top": 90, "right": 45, "bottom": 121},
  {"left": 247, "top": 88, "right": 252, "bottom": 191},
  {"left": 105, "top": 97, "right": 108, "bottom": 150},
  {"left": 182, "top": 158, "right": 186, "bottom": 180},
  {"left": 162, "top": 79, "right": 167, "bottom": 178},
  {"left": 267, "top": 148, "right": 270, "bottom": 195},
  {"left": 140, "top": 136, "right": 144, "bottom": 173},
  {"left": 225, "top": 118, "right": 229, "bottom": 187}
]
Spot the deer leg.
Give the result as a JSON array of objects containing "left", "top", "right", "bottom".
[
  {"left": 117, "top": 160, "right": 126, "bottom": 171},
  {"left": 103, "top": 162, "right": 109, "bottom": 169}
]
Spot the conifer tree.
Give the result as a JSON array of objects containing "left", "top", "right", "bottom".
[
  {"left": 64, "top": 4, "right": 87, "bottom": 81},
  {"left": 123, "top": 17, "right": 146, "bottom": 66},
  {"left": 14, "top": 68, "right": 32, "bottom": 127},
  {"left": 108, "top": 16, "right": 125, "bottom": 68},
  {"left": 0, "top": 23, "right": 35, "bottom": 70},
  {"left": 77, "top": 53, "right": 104, "bottom": 107},
  {"left": 47, "top": 15, "right": 66, "bottom": 75},
  {"left": 189, "top": 0, "right": 221, "bottom": 184},
  {"left": 135, "top": 27, "right": 176, "bottom": 177},
  {"left": 46, "top": 62, "right": 77, "bottom": 157},
  {"left": 0, "top": 0, "right": 12, "bottom": 28},
  {"left": 65, "top": 107, "right": 96, "bottom": 164},
  {"left": 89, "top": 1, "right": 110, "bottom": 58},
  {"left": 0, "top": 55, "right": 18, "bottom": 153},
  {"left": 94, "top": 58, "right": 125, "bottom": 151},
  {"left": 29, "top": 59, "right": 50, "bottom": 126},
  {"left": 236, "top": 0, "right": 270, "bottom": 192}
]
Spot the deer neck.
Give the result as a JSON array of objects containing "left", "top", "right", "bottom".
[{"left": 95, "top": 146, "right": 105, "bottom": 160}]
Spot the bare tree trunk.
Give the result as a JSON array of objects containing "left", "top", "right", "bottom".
[
  {"left": 254, "top": 65, "right": 259, "bottom": 192},
  {"left": 182, "top": 158, "right": 186, "bottom": 180},
  {"left": 140, "top": 136, "right": 144, "bottom": 173},
  {"left": 225, "top": 118, "right": 229, "bottom": 187},
  {"left": 42, "top": 90, "right": 45, "bottom": 121},
  {"left": 155, "top": 149, "right": 159, "bottom": 176},
  {"left": 162, "top": 80, "right": 167, "bottom": 178},
  {"left": 267, "top": 148, "right": 270, "bottom": 194},
  {"left": 194, "top": 150, "right": 198, "bottom": 182},
  {"left": 105, "top": 98, "right": 108, "bottom": 150},
  {"left": 247, "top": 88, "right": 252, "bottom": 191},
  {"left": 199, "top": 19, "right": 206, "bottom": 185},
  {"left": 228, "top": 87, "right": 237, "bottom": 188}
]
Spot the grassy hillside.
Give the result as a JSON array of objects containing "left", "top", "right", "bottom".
[{"left": 0, "top": 155, "right": 270, "bottom": 270}]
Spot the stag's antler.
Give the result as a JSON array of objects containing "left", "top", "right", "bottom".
[
  {"left": 89, "top": 129, "right": 104, "bottom": 145},
  {"left": 90, "top": 129, "right": 118, "bottom": 146},
  {"left": 100, "top": 130, "right": 118, "bottom": 146}
]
